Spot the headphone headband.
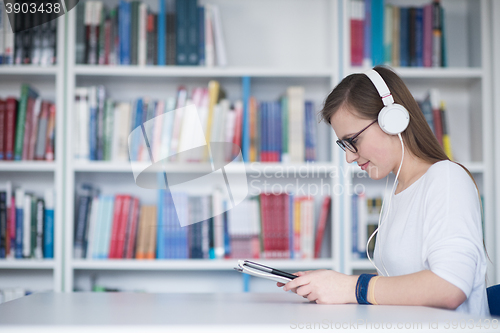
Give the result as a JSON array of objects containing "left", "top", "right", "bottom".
[
  {"left": 364, "top": 68, "right": 409, "bottom": 136},
  {"left": 365, "top": 69, "right": 394, "bottom": 106}
]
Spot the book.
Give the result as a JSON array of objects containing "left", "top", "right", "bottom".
[
  {"left": 14, "top": 85, "right": 39, "bottom": 161},
  {"left": 314, "top": 196, "right": 331, "bottom": 258},
  {"left": 43, "top": 189, "right": 54, "bottom": 258}
]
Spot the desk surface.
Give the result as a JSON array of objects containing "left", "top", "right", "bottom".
[{"left": 0, "top": 292, "right": 497, "bottom": 332}]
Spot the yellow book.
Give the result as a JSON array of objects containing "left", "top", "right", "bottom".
[
  {"left": 205, "top": 80, "right": 220, "bottom": 144},
  {"left": 440, "top": 101, "right": 453, "bottom": 160},
  {"left": 204, "top": 80, "right": 220, "bottom": 162},
  {"left": 294, "top": 198, "right": 301, "bottom": 258}
]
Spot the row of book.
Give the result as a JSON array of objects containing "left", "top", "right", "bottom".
[
  {"left": 416, "top": 88, "right": 452, "bottom": 160},
  {"left": 0, "top": 85, "right": 56, "bottom": 161},
  {"left": 0, "top": 182, "right": 55, "bottom": 259},
  {"left": 74, "top": 185, "right": 331, "bottom": 260},
  {"left": 350, "top": 0, "right": 446, "bottom": 67},
  {"left": 76, "top": 0, "right": 226, "bottom": 66},
  {"left": 0, "top": 1, "right": 58, "bottom": 65},
  {"left": 73, "top": 82, "right": 317, "bottom": 163}
]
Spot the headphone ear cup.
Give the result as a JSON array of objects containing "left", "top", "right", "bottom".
[{"left": 378, "top": 104, "right": 410, "bottom": 135}]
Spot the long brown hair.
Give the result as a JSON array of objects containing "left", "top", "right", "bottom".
[{"left": 321, "top": 65, "right": 489, "bottom": 263}]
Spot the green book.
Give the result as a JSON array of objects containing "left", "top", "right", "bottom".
[
  {"left": 281, "top": 96, "right": 289, "bottom": 163},
  {"left": 14, "top": 84, "right": 39, "bottom": 161},
  {"left": 103, "top": 99, "right": 114, "bottom": 161},
  {"left": 130, "top": 1, "right": 140, "bottom": 65},
  {"left": 30, "top": 195, "right": 37, "bottom": 258}
]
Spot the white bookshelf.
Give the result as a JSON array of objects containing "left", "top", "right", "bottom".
[
  {"left": 340, "top": 0, "right": 495, "bottom": 285},
  {"left": 2, "top": 0, "right": 498, "bottom": 295},
  {"left": 0, "top": 260, "right": 55, "bottom": 269},
  {"left": 64, "top": 0, "right": 340, "bottom": 293},
  {"left": 0, "top": 16, "right": 65, "bottom": 293}
]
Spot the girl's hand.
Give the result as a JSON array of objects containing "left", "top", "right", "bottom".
[
  {"left": 276, "top": 271, "right": 311, "bottom": 290},
  {"left": 279, "top": 269, "right": 358, "bottom": 304}
]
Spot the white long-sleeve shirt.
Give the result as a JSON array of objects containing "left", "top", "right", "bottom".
[{"left": 373, "top": 160, "right": 490, "bottom": 316}]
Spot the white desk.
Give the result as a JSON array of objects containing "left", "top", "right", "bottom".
[{"left": 0, "top": 292, "right": 497, "bottom": 332}]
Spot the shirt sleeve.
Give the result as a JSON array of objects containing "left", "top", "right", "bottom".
[{"left": 421, "top": 162, "right": 484, "bottom": 298}]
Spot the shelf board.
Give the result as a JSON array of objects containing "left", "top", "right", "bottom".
[
  {"left": 71, "top": 258, "right": 335, "bottom": 271},
  {"left": 0, "top": 66, "right": 59, "bottom": 76},
  {"left": 0, "top": 259, "right": 55, "bottom": 269},
  {"left": 347, "top": 66, "right": 483, "bottom": 79},
  {"left": 348, "top": 161, "right": 484, "bottom": 176},
  {"left": 73, "top": 161, "right": 335, "bottom": 174},
  {"left": 73, "top": 65, "right": 333, "bottom": 78},
  {"left": 0, "top": 161, "right": 57, "bottom": 172}
]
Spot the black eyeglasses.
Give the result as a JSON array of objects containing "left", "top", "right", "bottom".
[{"left": 336, "top": 120, "right": 378, "bottom": 153}]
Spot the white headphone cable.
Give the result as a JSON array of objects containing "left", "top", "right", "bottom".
[{"left": 366, "top": 133, "right": 405, "bottom": 277}]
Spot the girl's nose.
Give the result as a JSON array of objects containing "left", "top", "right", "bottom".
[{"left": 345, "top": 150, "right": 359, "bottom": 164}]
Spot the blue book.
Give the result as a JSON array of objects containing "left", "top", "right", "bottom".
[
  {"left": 89, "top": 88, "right": 98, "bottom": 161},
  {"left": 223, "top": 202, "right": 230, "bottom": 257},
  {"left": 187, "top": 0, "right": 199, "bottom": 65},
  {"left": 363, "top": 0, "right": 372, "bottom": 66},
  {"left": 43, "top": 190, "right": 54, "bottom": 259},
  {"left": 275, "top": 101, "right": 282, "bottom": 161},
  {"left": 131, "top": 98, "right": 143, "bottom": 161},
  {"left": 0, "top": 192, "right": 6, "bottom": 258},
  {"left": 242, "top": 77, "right": 251, "bottom": 162},
  {"left": 119, "top": 0, "right": 131, "bottom": 65},
  {"left": 305, "top": 101, "right": 317, "bottom": 162},
  {"left": 399, "top": 7, "right": 410, "bottom": 67},
  {"left": 371, "top": 0, "right": 384, "bottom": 66},
  {"left": 197, "top": 6, "right": 205, "bottom": 65},
  {"left": 15, "top": 189, "right": 24, "bottom": 259},
  {"left": 440, "top": 6, "right": 447, "bottom": 67},
  {"left": 260, "top": 102, "right": 266, "bottom": 161},
  {"left": 415, "top": 7, "right": 424, "bottom": 67},
  {"left": 157, "top": 189, "right": 164, "bottom": 258},
  {"left": 158, "top": 0, "right": 166, "bottom": 65},
  {"left": 101, "top": 195, "right": 115, "bottom": 259},
  {"left": 176, "top": 0, "right": 188, "bottom": 65}
]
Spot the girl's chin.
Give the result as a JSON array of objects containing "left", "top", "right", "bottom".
[{"left": 366, "top": 165, "right": 386, "bottom": 180}]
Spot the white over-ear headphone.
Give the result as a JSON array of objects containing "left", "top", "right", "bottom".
[{"left": 365, "top": 69, "right": 410, "bottom": 135}]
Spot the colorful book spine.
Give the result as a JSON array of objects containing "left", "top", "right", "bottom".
[{"left": 43, "top": 189, "right": 54, "bottom": 258}]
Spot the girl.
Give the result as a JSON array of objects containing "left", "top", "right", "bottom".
[{"left": 278, "top": 66, "right": 489, "bottom": 316}]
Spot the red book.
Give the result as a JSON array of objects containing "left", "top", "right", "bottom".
[
  {"left": 115, "top": 195, "right": 131, "bottom": 259},
  {"left": 350, "top": 1, "right": 364, "bottom": 66},
  {"left": 104, "top": 18, "right": 112, "bottom": 65},
  {"left": 260, "top": 193, "right": 270, "bottom": 259},
  {"left": 108, "top": 195, "right": 124, "bottom": 259},
  {"left": 9, "top": 196, "right": 16, "bottom": 256},
  {"left": 281, "top": 193, "right": 290, "bottom": 259},
  {"left": 232, "top": 102, "right": 243, "bottom": 160},
  {"left": 124, "top": 197, "right": 140, "bottom": 259},
  {"left": 0, "top": 99, "right": 5, "bottom": 160},
  {"left": 27, "top": 98, "right": 41, "bottom": 160},
  {"left": 293, "top": 197, "right": 302, "bottom": 258},
  {"left": 21, "top": 97, "right": 35, "bottom": 160},
  {"left": 314, "top": 196, "right": 331, "bottom": 258},
  {"left": 34, "top": 102, "right": 50, "bottom": 160},
  {"left": 45, "top": 103, "right": 56, "bottom": 161},
  {"left": 432, "top": 106, "right": 443, "bottom": 146},
  {"left": 4, "top": 98, "right": 18, "bottom": 161}
]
